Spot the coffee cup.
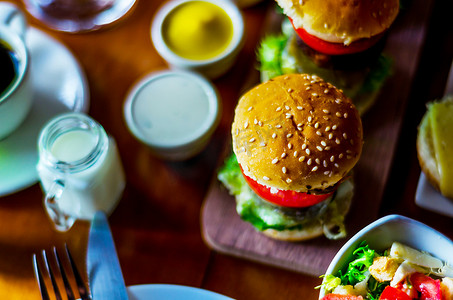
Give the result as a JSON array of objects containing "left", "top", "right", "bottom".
[{"left": 0, "top": 2, "right": 32, "bottom": 140}]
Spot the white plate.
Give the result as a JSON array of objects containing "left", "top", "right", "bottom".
[
  {"left": 0, "top": 27, "right": 89, "bottom": 196},
  {"left": 415, "top": 172, "right": 453, "bottom": 218},
  {"left": 127, "top": 284, "right": 234, "bottom": 300}
]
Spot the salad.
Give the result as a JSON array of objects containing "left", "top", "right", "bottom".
[{"left": 319, "top": 241, "right": 453, "bottom": 300}]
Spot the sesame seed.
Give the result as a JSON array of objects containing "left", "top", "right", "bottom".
[
  {"left": 344, "top": 113, "right": 348, "bottom": 118},
  {"left": 316, "top": 131, "right": 322, "bottom": 136},
  {"left": 335, "top": 98, "right": 342, "bottom": 104},
  {"left": 315, "top": 158, "right": 320, "bottom": 164},
  {"left": 312, "top": 93, "right": 318, "bottom": 97},
  {"left": 294, "top": 151, "right": 298, "bottom": 157},
  {"left": 343, "top": 133, "right": 348, "bottom": 139},
  {"left": 307, "top": 158, "right": 312, "bottom": 165},
  {"left": 281, "top": 153, "right": 287, "bottom": 158},
  {"left": 287, "top": 88, "right": 293, "bottom": 92},
  {"left": 272, "top": 133, "right": 277, "bottom": 139},
  {"left": 276, "top": 107, "right": 282, "bottom": 112},
  {"left": 332, "top": 125, "right": 337, "bottom": 130},
  {"left": 260, "top": 142, "right": 266, "bottom": 147},
  {"left": 306, "top": 87, "right": 311, "bottom": 91},
  {"left": 324, "top": 171, "right": 330, "bottom": 175},
  {"left": 334, "top": 163, "right": 339, "bottom": 168},
  {"left": 287, "top": 133, "right": 293, "bottom": 139},
  {"left": 272, "top": 158, "right": 279, "bottom": 164},
  {"left": 308, "top": 116, "right": 312, "bottom": 122},
  {"left": 316, "top": 146, "right": 323, "bottom": 151},
  {"left": 323, "top": 160, "right": 328, "bottom": 167},
  {"left": 285, "top": 105, "right": 290, "bottom": 110},
  {"left": 336, "top": 112, "right": 342, "bottom": 117},
  {"left": 297, "top": 123, "right": 303, "bottom": 127},
  {"left": 249, "top": 138, "right": 256, "bottom": 142},
  {"left": 258, "top": 121, "right": 263, "bottom": 126},
  {"left": 324, "top": 23, "right": 328, "bottom": 29},
  {"left": 244, "top": 121, "right": 249, "bottom": 129},
  {"left": 335, "top": 138, "right": 341, "bottom": 144},
  {"left": 263, "top": 176, "right": 270, "bottom": 181},
  {"left": 299, "top": 156, "right": 305, "bottom": 162},
  {"left": 346, "top": 150, "right": 352, "bottom": 154},
  {"left": 254, "top": 119, "right": 258, "bottom": 125},
  {"left": 312, "top": 166, "right": 318, "bottom": 172},
  {"left": 297, "top": 106, "right": 303, "bottom": 110},
  {"left": 282, "top": 167, "right": 287, "bottom": 174},
  {"left": 286, "top": 113, "right": 292, "bottom": 119},
  {"left": 330, "top": 156, "right": 335, "bottom": 162},
  {"left": 347, "top": 155, "right": 352, "bottom": 159},
  {"left": 314, "top": 122, "right": 320, "bottom": 129},
  {"left": 323, "top": 109, "right": 330, "bottom": 114},
  {"left": 324, "top": 89, "right": 329, "bottom": 94},
  {"left": 324, "top": 146, "right": 331, "bottom": 150},
  {"left": 288, "top": 143, "right": 293, "bottom": 149},
  {"left": 339, "top": 153, "right": 344, "bottom": 159},
  {"left": 328, "top": 133, "right": 333, "bottom": 139},
  {"left": 302, "top": 143, "right": 307, "bottom": 150},
  {"left": 305, "top": 148, "right": 310, "bottom": 155},
  {"left": 286, "top": 178, "right": 292, "bottom": 183},
  {"left": 248, "top": 106, "right": 253, "bottom": 111},
  {"left": 321, "top": 141, "right": 327, "bottom": 146},
  {"left": 276, "top": 125, "right": 282, "bottom": 128}
]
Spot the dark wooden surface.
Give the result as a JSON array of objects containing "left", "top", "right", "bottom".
[{"left": 1, "top": 0, "right": 452, "bottom": 299}]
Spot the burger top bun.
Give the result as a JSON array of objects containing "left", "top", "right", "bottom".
[
  {"left": 232, "top": 74, "right": 363, "bottom": 193},
  {"left": 275, "top": 0, "right": 400, "bottom": 45}
]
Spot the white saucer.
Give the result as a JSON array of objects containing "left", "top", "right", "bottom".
[
  {"left": 415, "top": 172, "right": 453, "bottom": 218},
  {"left": 127, "top": 284, "right": 234, "bottom": 300},
  {"left": 0, "top": 27, "right": 89, "bottom": 196}
]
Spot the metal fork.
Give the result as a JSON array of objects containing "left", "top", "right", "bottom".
[{"left": 32, "top": 244, "right": 91, "bottom": 300}]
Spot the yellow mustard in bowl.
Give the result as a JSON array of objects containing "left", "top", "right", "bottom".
[{"left": 162, "top": 1, "right": 234, "bottom": 61}]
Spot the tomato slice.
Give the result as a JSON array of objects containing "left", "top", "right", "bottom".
[
  {"left": 379, "top": 286, "right": 412, "bottom": 300},
  {"left": 410, "top": 272, "right": 442, "bottom": 300},
  {"left": 240, "top": 167, "right": 334, "bottom": 208},
  {"left": 288, "top": 17, "right": 383, "bottom": 56},
  {"left": 321, "top": 294, "right": 363, "bottom": 300}
]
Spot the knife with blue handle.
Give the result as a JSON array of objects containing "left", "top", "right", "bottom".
[{"left": 87, "top": 211, "right": 128, "bottom": 299}]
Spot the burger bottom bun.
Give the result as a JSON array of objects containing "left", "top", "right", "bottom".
[{"left": 262, "top": 178, "right": 354, "bottom": 242}]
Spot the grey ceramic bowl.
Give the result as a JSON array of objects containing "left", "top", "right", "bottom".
[{"left": 318, "top": 214, "right": 453, "bottom": 299}]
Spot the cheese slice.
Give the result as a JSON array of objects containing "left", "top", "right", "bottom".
[{"left": 429, "top": 98, "right": 453, "bottom": 198}]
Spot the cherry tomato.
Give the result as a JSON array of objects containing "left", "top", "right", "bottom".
[
  {"left": 410, "top": 272, "right": 442, "bottom": 300},
  {"left": 321, "top": 294, "right": 364, "bottom": 300},
  {"left": 288, "top": 17, "right": 383, "bottom": 56},
  {"left": 240, "top": 167, "right": 334, "bottom": 208},
  {"left": 379, "top": 286, "right": 412, "bottom": 300}
]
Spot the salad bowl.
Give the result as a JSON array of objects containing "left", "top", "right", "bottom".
[{"left": 318, "top": 214, "right": 453, "bottom": 299}]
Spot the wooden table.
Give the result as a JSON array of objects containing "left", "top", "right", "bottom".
[{"left": 1, "top": 0, "right": 452, "bottom": 299}]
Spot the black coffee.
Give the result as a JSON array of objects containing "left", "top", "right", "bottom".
[{"left": 0, "top": 41, "right": 18, "bottom": 97}]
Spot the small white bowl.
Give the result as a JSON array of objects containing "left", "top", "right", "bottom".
[
  {"left": 151, "top": 0, "right": 244, "bottom": 79},
  {"left": 318, "top": 214, "right": 453, "bottom": 299},
  {"left": 123, "top": 70, "right": 221, "bottom": 161}
]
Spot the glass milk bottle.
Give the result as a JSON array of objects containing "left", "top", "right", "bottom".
[{"left": 37, "top": 113, "right": 125, "bottom": 231}]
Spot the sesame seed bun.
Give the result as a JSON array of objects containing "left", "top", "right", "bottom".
[
  {"left": 275, "top": 0, "right": 399, "bottom": 45},
  {"left": 231, "top": 73, "right": 363, "bottom": 193}
]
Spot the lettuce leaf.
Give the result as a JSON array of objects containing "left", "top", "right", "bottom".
[
  {"left": 257, "top": 35, "right": 288, "bottom": 82},
  {"left": 217, "top": 153, "right": 352, "bottom": 237}
]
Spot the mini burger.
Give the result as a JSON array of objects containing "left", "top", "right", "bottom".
[
  {"left": 258, "top": 0, "right": 400, "bottom": 114},
  {"left": 218, "top": 73, "right": 363, "bottom": 241}
]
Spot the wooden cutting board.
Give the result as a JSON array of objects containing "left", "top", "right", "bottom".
[{"left": 201, "top": 0, "right": 434, "bottom": 277}]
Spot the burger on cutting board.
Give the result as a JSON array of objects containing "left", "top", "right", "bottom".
[
  {"left": 218, "top": 73, "right": 363, "bottom": 241},
  {"left": 258, "top": 0, "right": 400, "bottom": 114}
]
